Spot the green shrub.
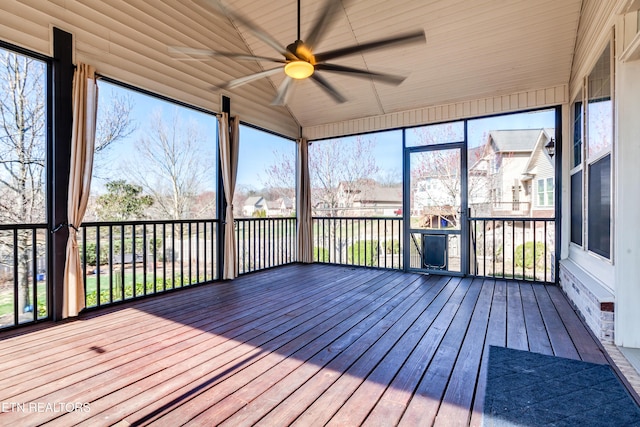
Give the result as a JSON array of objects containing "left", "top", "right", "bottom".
[
  {"left": 82, "top": 237, "right": 163, "bottom": 266},
  {"left": 82, "top": 242, "right": 109, "bottom": 266},
  {"left": 314, "top": 247, "right": 329, "bottom": 262},
  {"left": 348, "top": 240, "right": 379, "bottom": 266},
  {"left": 514, "top": 241, "right": 546, "bottom": 269},
  {"left": 85, "top": 274, "right": 199, "bottom": 307},
  {"left": 380, "top": 239, "right": 400, "bottom": 254}
]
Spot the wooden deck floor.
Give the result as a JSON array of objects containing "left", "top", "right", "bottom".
[{"left": 0, "top": 264, "right": 613, "bottom": 426}]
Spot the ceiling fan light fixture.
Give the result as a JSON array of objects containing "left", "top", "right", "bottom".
[{"left": 284, "top": 60, "right": 314, "bottom": 79}]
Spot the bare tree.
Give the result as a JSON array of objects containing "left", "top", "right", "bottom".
[
  {"left": 0, "top": 50, "right": 46, "bottom": 316},
  {"left": 263, "top": 136, "right": 381, "bottom": 263},
  {"left": 264, "top": 136, "right": 379, "bottom": 217},
  {"left": 125, "top": 109, "right": 212, "bottom": 220},
  {"left": 92, "top": 89, "right": 137, "bottom": 179},
  {"left": 410, "top": 126, "right": 495, "bottom": 227},
  {"left": 0, "top": 50, "right": 137, "bottom": 320},
  {"left": 0, "top": 52, "right": 45, "bottom": 224},
  {"left": 263, "top": 147, "right": 296, "bottom": 203},
  {"left": 311, "top": 137, "right": 379, "bottom": 216},
  {"left": 96, "top": 91, "right": 136, "bottom": 153},
  {"left": 412, "top": 149, "right": 461, "bottom": 227}
]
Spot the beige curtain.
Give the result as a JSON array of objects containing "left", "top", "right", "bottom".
[
  {"left": 63, "top": 63, "right": 98, "bottom": 317},
  {"left": 297, "top": 138, "right": 313, "bottom": 263},
  {"left": 219, "top": 113, "right": 240, "bottom": 279}
]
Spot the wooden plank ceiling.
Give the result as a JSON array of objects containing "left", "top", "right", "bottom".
[
  {"left": 211, "top": 0, "right": 582, "bottom": 130},
  {"left": 1, "top": 0, "right": 582, "bottom": 139}
]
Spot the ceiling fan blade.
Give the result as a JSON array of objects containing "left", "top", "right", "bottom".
[
  {"left": 168, "top": 46, "right": 285, "bottom": 63},
  {"left": 195, "top": 0, "right": 292, "bottom": 59},
  {"left": 315, "top": 63, "right": 407, "bottom": 85},
  {"left": 310, "top": 73, "right": 347, "bottom": 103},
  {"left": 305, "top": 0, "right": 348, "bottom": 48},
  {"left": 314, "top": 30, "right": 426, "bottom": 63},
  {"left": 272, "top": 77, "right": 295, "bottom": 106},
  {"left": 219, "top": 67, "right": 283, "bottom": 90}
]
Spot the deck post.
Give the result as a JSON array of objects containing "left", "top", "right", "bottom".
[
  {"left": 553, "top": 105, "right": 562, "bottom": 284},
  {"left": 49, "top": 28, "right": 74, "bottom": 321},
  {"left": 217, "top": 96, "right": 231, "bottom": 279}
]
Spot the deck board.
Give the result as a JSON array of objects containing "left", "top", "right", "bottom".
[
  {"left": 0, "top": 264, "right": 617, "bottom": 426},
  {"left": 434, "top": 279, "right": 494, "bottom": 426}
]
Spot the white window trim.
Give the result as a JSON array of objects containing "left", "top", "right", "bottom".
[{"left": 568, "top": 36, "right": 615, "bottom": 281}]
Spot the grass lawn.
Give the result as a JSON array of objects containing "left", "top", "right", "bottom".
[
  {"left": 84, "top": 270, "right": 197, "bottom": 307},
  {"left": 0, "top": 280, "right": 48, "bottom": 319}
]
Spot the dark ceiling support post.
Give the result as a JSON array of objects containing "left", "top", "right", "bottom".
[
  {"left": 50, "top": 28, "right": 73, "bottom": 320},
  {"left": 554, "top": 105, "right": 562, "bottom": 285},
  {"left": 217, "top": 96, "right": 231, "bottom": 280}
]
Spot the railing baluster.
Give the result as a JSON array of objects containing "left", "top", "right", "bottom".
[
  {"left": 511, "top": 221, "right": 515, "bottom": 280},
  {"left": 502, "top": 220, "right": 505, "bottom": 279},
  {"left": 120, "top": 224, "right": 125, "bottom": 299},
  {"left": 96, "top": 227, "right": 102, "bottom": 305},
  {"left": 30, "top": 231, "right": 37, "bottom": 320},
  {"left": 533, "top": 220, "right": 537, "bottom": 282},
  {"left": 162, "top": 223, "right": 167, "bottom": 292},
  {"left": 108, "top": 225, "right": 113, "bottom": 303},
  {"left": 142, "top": 224, "right": 147, "bottom": 296},
  {"left": 544, "top": 220, "right": 548, "bottom": 282},
  {"left": 12, "top": 230, "right": 18, "bottom": 325},
  {"left": 196, "top": 222, "right": 200, "bottom": 283},
  {"left": 180, "top": 223, "right": 184, "bottom": 286},
  {"left": 82, "top": 226, "right": 88, "bottom": 306},
  {"left": 132, "top": 225, "right": 137, "bottom": 298},
  {"left": 522, "top": 220, "right": 525, "bottom": 280},
  {"left": 483, "top": 220, "right": 486, "bottom": 277},
  {"left": 153, "top": 224, "right": 157, "bottom": 294},
  {"left": 492, "top": 219, "right": 496, "bottom": 278}
]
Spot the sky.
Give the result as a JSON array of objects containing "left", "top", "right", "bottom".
[
  {"left": 95, "top": 81, "right": 555, "bottom": 193},
  {"left": 93, "top": 81, "right": 218, "bottom": 195}
]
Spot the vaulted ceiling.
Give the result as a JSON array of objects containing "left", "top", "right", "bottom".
[
  {"left": 215, "top": 0, "right": 582, "bottom": 126},
  {"left": 1, "top": 0, "right": 583, "bottom": 139}
]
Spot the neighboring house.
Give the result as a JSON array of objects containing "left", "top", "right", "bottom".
[
  {"left": 520, "top": 129, "right": 555, "bottom": 218},
  {"left": 337, "top": 180, "right": 402, "bottom": 216},
  {"left": 471, "top": 128, "right": 554, "bottom": 218},
  {"left": 276, "top": 197, "right": 296, "bottom": 216},
  {"left": 413, "top": 129, "right": 554, "bottom": 227},
  {"left": 242, "top": 196, "right": 268, "bottom": 217},
  {"left": 242, "top": 195, "right": 294, "bottom": 217},
  {"left": 269, "top": 197, "right": 295, "bottom": 217},
  {"left": 413, "top": 172, "right": 460, "bottom": 227}
]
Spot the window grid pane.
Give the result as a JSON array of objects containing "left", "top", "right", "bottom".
[
  {"left": 572, "top": 97, "right": 583, "bottom": 168},
  {"left": 587, "top": 45, "right": 612, "bottom": 159},
  {"left": 588, "top": 155, "right": 611, "bottom": 258},
  {"left": 571, "top": 171, "right": 583, "bottom": 245}
]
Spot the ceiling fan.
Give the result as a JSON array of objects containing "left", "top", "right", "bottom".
[{"left": 170, "top": 0, "right": 426, "bottom": 105}]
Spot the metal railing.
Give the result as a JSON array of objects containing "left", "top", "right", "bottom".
[
  {"left": 0, "top": 223, "right": 48, "bottom": 329},
  {"left": 80, "top": 219, "right": 219, "bottom": 308},
  {"left": 235, "top": 217, "right": 297, "bottom": 275},
  {"left": 312, "top": 216, "right": 403, "bottom": 269},
  {"left": 470, "top": 217, "right": 555, "bottom": 282},
  {"left": 2, "top": 215, "right": 554, "bottom": 319}
]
